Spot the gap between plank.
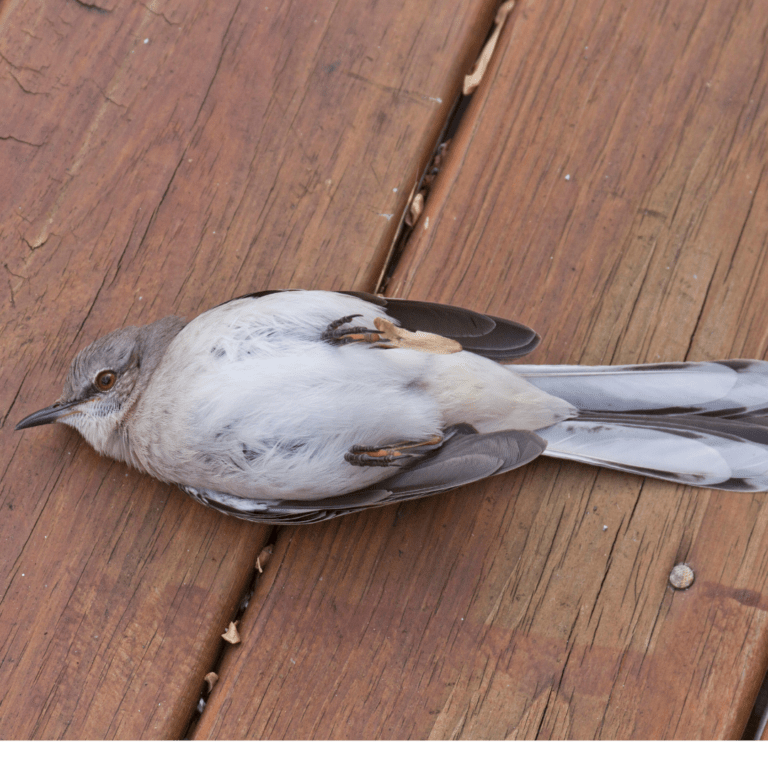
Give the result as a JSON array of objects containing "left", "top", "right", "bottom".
[{"left": 180, "top": 1, "right": 523, "bottom": 739}]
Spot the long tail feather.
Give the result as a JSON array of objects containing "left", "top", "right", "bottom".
[{"left": 518, "top": 360, "right": 768, "bottom": 490}]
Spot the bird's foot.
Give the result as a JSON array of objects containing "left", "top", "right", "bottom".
[
  {"left": 345, "top": 434, "right": 444, "bottom": 467},
  {"left": 323, "top": 315, "right": 462, "bottom": 354},
  {"left": 322, "top": 315, "right": 385, "bottom": 346}
]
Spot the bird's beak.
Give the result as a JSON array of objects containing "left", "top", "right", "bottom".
[{"left": 15, "top": 401, "right": 81, "bottom": 430}]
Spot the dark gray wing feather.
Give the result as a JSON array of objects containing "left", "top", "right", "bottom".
[
  {"left": 227, "top": 289, "right": 541, "bottom": 361},
  {"left": 342, "top": 292, "right": 540, "bottom": 360},
  {"left": 180, "top": 429, "right": 547, "bottom": 524}
]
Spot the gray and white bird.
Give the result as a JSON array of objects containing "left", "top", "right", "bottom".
[{"left": 16, "top": 289, "right": 768, "bottom": 523}]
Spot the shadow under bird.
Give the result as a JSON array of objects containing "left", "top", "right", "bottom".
[{"left": 16, "top": 290, "right": 768, "bottom": 523}]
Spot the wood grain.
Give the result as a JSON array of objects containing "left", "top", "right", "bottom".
[
  {"left": 0, "top": 0, "right": 498, "bottom": 738},
  {"left": 194, "top": 0, "right": 768, "bottom": 738}
]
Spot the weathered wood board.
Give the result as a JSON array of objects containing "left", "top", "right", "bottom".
[
  {"left": 194, "top": 0, "right": 768, "bottom": 739},
  {"left": 0, "top": 0, "right": 499, "bottom": 738}
]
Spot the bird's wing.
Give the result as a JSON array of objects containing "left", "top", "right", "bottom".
[
  {"left": 226, "top": 289, "right": 541, "bottom": 361},
  {"left": 179, "top": 427, "right": 546, "bottom": 524}
]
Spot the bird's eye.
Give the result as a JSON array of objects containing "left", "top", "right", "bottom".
[{"left": 95, "top": 370, "right": 117, "bottom": 392}]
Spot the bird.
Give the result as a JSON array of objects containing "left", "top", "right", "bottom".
[{"left": 15, "top": 289, "right": 768, "bottom": 524}]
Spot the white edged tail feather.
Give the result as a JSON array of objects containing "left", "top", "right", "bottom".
[{"left": 518, "top": 360, "right": 768, "bottom": 491}]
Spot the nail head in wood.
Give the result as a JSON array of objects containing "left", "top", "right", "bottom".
[{"left": 669, "top": 563, "right": 695, "bottom": 590}]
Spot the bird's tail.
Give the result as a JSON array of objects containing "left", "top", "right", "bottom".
[{"left": 515, "top": 360, "right": 768, "bottom": 491}]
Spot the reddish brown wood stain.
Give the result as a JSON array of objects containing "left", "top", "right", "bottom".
[
  {"left": 2, "top": 0, "right": 768, "bottom": 740},
  {"left": 0, "top": 0, "right": 498, "bottom": 739}
]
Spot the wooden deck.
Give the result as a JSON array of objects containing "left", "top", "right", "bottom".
[{"left": 2, "top": 0, "right": 768, "bottom": 739}]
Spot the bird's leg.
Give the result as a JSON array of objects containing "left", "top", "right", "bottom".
[
  {"left": 322, "top": 314, "right": 386, "bottom": 346},
  {"left": 345, "top": 434, "right": 444, "bottom": 467},
  {"left": 322, "top": 315, "right": 463, "bottom": 354},
  {"left": 371, "top": 317, "right": 463, "bottom": 354}
]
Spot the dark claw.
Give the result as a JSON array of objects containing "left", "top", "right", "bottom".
[
  {"left": 345, "top": 435, "right": 446, "bottom": 467},
  {"left": 345, "top": 451, "right": 398, "bottom": 467},
  {"left": 323, "top": 314, "right": 382, "bottom": 345},
  {"left": 325, "top": 314, "right": 361, "bottom": 333},
  {"left": 350, "top": 443, "right": 378, "bottom": 453}
]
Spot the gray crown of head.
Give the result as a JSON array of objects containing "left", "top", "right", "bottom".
[{"left": 17, "top": 316, "right": 186, "bottom": 464}]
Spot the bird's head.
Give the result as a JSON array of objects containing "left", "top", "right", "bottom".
[{"left": 16, "top": 316, "right": 185, "bottom": 461}]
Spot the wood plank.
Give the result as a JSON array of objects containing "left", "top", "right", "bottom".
[
  {"left": 0, "top": 0, "right": 498, "bottom": 738},
  {"left": 194, "top": 0, "right": 768, "bottom": 738}
]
